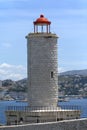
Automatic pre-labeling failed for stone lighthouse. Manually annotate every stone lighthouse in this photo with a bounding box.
[26,14,58,108]
[5,15,81,125]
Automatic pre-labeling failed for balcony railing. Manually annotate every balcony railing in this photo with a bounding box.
[6,105,81,112]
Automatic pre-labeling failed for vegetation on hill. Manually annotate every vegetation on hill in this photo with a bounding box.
[1,71,87,98]
[58,75,87,97]
[2,78,27,92]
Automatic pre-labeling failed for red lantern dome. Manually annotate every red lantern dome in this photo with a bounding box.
[33,14,51,33]
[34,14,51,25]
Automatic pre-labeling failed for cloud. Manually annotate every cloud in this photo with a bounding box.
[1,43,12,48]
[0,63,66,80]
[58,67,65,73]
[0,63,27,81]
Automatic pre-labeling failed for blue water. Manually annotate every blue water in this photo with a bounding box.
[0,100,27,125]
[59,98,87,118]
[0,98,87,125]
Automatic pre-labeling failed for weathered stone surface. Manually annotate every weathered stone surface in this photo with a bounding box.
[6,109,81,125]
[26,33,58,107]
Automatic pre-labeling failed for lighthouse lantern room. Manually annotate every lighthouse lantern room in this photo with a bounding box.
[33,14,51,33]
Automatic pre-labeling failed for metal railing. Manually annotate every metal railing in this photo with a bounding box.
[6,105,81,112]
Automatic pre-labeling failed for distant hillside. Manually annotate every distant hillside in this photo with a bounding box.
[58,74,87,96]
[2,78,27,92]
[60,69,87,76]
[1,69,87,99]
[58,69,87,96]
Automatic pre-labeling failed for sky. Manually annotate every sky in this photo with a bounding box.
[0,0,87,80]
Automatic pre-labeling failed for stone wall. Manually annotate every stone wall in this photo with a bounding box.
[26,33,58,107]
[0,118,87,130]
[6,109,81,125]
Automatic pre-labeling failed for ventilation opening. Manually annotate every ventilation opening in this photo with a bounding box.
[51,71,53,78]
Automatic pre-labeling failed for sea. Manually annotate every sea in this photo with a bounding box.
[0,98,87,125]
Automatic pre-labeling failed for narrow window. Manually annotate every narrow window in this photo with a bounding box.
[51,72,53,78]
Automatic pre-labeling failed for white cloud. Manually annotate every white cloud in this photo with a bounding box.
[0,62,68,79]
[0,63,66,80]
[2,43,12,48]
[0,63,27,81]
[58,67,65,73]
[0,63,12,68]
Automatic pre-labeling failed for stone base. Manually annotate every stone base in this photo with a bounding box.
[5,107,81,125]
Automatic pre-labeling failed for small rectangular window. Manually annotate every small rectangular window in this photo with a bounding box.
[51,72,53,78]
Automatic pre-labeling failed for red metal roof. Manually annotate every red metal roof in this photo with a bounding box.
[34,14,51,25]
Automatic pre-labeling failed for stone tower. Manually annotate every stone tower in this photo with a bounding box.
[26,14,58,108]
[6,15,81,125]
